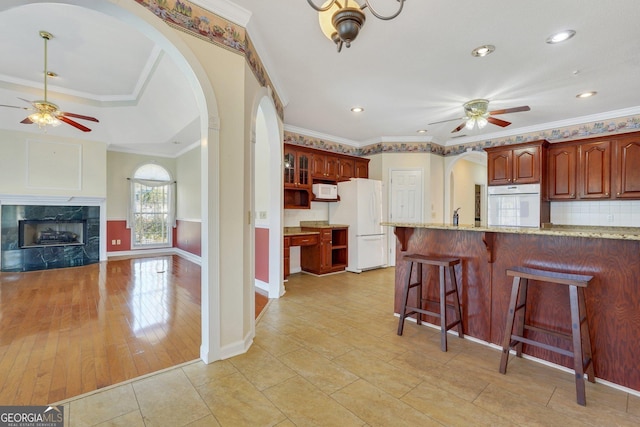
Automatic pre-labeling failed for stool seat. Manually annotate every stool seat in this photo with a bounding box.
[500,266,595,406]
[397,253,463,352]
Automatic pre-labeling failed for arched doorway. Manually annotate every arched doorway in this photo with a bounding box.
[0,0,222,363]
[444,150,488,226]
[252,90,284,299]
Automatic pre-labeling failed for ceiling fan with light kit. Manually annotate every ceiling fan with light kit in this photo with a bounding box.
[429,99,530,133]
[0,31,99,132]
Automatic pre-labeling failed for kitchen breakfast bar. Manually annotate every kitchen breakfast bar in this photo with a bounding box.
[384,222,640,393]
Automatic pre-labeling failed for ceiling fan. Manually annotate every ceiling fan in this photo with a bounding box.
[429,99,530,133]
[0,31,99,132]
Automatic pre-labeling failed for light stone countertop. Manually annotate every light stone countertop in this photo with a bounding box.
[381,222,640,241]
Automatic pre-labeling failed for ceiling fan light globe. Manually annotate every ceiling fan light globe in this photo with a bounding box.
[465,119,475,130]
[476,116,488,129]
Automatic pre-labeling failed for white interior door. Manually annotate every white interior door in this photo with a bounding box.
[388,169,423,266]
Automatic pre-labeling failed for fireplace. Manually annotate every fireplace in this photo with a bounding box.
[19,219,87,248]
[1,204,100,272]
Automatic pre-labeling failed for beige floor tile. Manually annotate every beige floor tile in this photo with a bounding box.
[387,350,448,382]
[401,381,514,426]
[253,324,302,356]
[274,420,296,427]
[181,359,238,388]
[262,376,365,426]
[333,327,407,362]
[94,410,145,427]
[547,382,640,426]
[629,394,640,416]
[184,414,221,426]
[228,344,297,390]
[330,379,441,427]
[473,383,585,426]
[277,348,359,394]
[196,371,286,426]
[68,384,139,427]
[333,349,422,398]
[288,326,354,360]
[132,369,210,426]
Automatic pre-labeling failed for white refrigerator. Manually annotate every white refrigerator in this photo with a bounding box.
[329,178,387,273]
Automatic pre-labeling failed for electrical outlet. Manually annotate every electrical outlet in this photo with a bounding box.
[116,239,121,245]
[607,214,614,223]
[259,211,267,219]
[111,239,116,245]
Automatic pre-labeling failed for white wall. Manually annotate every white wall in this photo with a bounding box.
[451,159,487,225]
[254,111,270,227]
[106,151,176,220]
[176,145,201,221]
[0,129,107,197]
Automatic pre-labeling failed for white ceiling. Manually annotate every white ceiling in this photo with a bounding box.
[1,1,639,156]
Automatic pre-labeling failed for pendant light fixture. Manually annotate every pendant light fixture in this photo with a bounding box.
[307,0,406,52]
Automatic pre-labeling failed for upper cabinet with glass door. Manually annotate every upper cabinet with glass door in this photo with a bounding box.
[284,146,311,189]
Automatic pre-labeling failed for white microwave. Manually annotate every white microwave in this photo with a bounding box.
[312,183,338,200]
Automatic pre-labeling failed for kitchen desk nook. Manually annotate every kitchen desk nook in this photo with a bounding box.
[383,222,640,394]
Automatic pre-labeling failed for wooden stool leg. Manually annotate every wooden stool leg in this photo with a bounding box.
[578,287,596,383]
[415,263,423,326]
[449,264,464,339]
[439,265,447,351]
[499,276,521,374]
[514,278,528,358]
[570,285,587,406]
[397,261,414,336]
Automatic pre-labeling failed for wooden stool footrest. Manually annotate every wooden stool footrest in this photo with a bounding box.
[510,335,574,358]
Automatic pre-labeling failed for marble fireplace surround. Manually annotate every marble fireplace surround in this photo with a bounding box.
[0,195,107,272]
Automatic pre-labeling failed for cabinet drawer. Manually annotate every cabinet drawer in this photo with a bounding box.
[290,234,319,246]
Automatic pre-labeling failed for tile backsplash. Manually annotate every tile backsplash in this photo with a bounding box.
[550,200,640,227]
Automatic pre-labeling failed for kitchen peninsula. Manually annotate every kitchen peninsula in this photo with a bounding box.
[384,222,640,393]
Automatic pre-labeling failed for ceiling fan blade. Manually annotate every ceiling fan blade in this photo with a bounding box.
[451,122,467,133]
[1,104,30,110]
[18,97,35,106]
[21,117,34,124]
[58,116,92,132]
[487,116,511,127]
[60,112,99,122]
[489,106,530,115]
[428,116,466,125]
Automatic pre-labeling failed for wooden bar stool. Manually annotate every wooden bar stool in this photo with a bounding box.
[499,266,595,406]
[397,254,464,352]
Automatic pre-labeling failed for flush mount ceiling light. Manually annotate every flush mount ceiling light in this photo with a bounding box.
[471,44,495,57]
[416,129,427,134]
[546,29,576,44]
[351,106,364,112]
[307,0,406,53]
[576,91,597,98]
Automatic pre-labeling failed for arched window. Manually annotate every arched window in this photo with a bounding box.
[128,163,175,248]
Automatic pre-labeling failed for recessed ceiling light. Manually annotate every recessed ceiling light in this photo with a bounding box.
[576,91,597,98]
[46,71,57,77]
[546,30,576,44]
[351,106,364,113]
[471,45,495,57]
[417,129,427,134]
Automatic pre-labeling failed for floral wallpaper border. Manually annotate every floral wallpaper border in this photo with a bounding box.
[134,0,284,119]
[285,114,640,158]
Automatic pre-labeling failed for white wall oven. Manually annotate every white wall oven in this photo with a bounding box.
[488,183,541,228]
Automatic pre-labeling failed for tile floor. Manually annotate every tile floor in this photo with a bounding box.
[56,267,639,426]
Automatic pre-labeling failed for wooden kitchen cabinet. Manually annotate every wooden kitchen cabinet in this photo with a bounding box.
[284,146,312,209]
[284,143,369,209]
[613,135,640,198]
[338,158,355,181]
[300,227,348,275]
[354,159,369,178]
[578,140,611,199]
[283,237,290,279]
[311,153,340,180]
[548,144,577,200]
[485,140,548,186]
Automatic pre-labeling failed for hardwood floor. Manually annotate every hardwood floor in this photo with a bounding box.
[0,255,202,405]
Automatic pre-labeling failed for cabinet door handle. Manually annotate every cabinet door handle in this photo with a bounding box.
[605,192,609,196]
[617,192,621,196]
